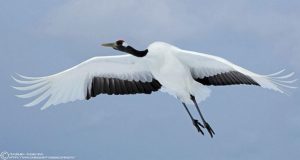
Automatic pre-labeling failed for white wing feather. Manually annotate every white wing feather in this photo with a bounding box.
[12,55,153,110]
[175,49,297,93]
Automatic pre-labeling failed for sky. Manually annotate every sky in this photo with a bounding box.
[0,0,300,159]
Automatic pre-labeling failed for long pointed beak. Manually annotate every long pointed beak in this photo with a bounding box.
[101,42,115,47]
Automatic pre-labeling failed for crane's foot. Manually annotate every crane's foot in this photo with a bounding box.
[204,121,215,138]
[192,119,204,135]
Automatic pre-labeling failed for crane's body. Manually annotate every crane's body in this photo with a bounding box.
[146,42,209,104]
[13,40,296,137]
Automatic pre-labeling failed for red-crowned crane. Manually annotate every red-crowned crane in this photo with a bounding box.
[12,40,297,137]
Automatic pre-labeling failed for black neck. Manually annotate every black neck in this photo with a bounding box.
[118,46,148,57]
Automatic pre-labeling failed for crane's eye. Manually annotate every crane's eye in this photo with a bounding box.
[116,40,124,46]
[115,40,128,47]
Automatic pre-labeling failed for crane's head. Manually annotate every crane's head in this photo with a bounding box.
[102,40,128,50]
[101,40,148,57]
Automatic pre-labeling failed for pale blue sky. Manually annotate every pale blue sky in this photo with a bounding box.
[1,0,300,159]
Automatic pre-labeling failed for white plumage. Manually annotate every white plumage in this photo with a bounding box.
[13,55,153,110]
[13,41,296,109]
[12,41,296,137]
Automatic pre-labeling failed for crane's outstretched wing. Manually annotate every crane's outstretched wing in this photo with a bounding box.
[12,55,161,110]
[175,49,297,93]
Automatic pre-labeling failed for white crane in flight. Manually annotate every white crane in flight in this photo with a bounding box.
[13,40,296,137]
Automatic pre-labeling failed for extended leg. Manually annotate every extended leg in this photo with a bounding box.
[182,102,204,135]
[190,95,215,138]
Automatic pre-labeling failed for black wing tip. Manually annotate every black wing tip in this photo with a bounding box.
[195,71,260,86]
[85,77,162,100]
